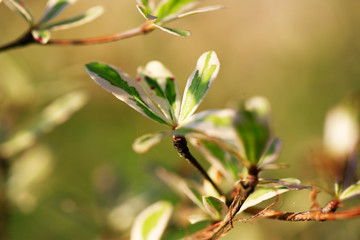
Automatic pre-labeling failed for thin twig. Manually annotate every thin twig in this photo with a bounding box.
[0,22,155,52]
[173,135,224,197]
[188,166,259,240]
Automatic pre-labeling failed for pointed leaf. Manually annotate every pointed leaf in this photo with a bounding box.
[153,24,191,37]
[339,180,360,201]
[136,0,155,12]
[179,51,220,123]
[188,214,210,224]
[31,29,51,44]
[40,6,104,31]
[258,137,282,167]
[258,178,311,190]
[131,201,173,240]
[154,0,200,22]
[39,0,76,25]
[235,96,272,165]
[238,187,290,213]
[202,196,228,220]
[133,131,171,153]
[85,62,170,126]
[136,5,157,20]
[137,61,180,125]
[3,0,33,24]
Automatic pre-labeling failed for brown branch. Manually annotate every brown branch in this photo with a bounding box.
[173,135,224,197]
[0,22,155,52]
[188,166,259,240]
[243,200,360,222]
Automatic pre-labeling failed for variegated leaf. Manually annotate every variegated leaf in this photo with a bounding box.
[133,131,171,153]
[176,109,245,159]
[154,0,200,23]
[179,51,220,123]
[40,6,104,31]
[131,201,173,240]
[202,196,228,220]
[85,62,170,126]
[3,0,33,24]
[258,178,311,190]
[39,0,76,25]
[31,29,51,44]
[258,137,282,168]
[136,5,157,20]
[235,96,272,165]
[238,187,290,214]
[339,180,360,201]
[137,61,181,125]
[153,24,191,37]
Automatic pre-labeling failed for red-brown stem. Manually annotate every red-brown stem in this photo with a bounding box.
[0,22,155,52]
[189,166,259,240]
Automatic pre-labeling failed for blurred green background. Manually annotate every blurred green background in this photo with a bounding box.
[1,0,360,239]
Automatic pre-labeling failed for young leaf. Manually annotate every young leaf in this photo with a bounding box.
[154,0,200,23]
[31,29,51,44]
[85,62,170,126]
[153,24,191,37]
[339,180,360,201]
[39,0,76,25]
[179,51,220,123]
[137,61,181,125]
[133,131,171,153]
[202,196,228,220]
[40,6,104,31]
[3,0,33,24]
[131,201,173,240]
[136,4,157,20]
[234,96,272,165]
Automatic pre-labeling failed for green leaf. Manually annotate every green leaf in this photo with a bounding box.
[131,201,173,240]
[39,0,76,25]
[136,4,157,20]
[137,61,181,125]
[234,96,272,165]
[153,24,191,37]
[40,6,104,31]
[202,196,228,220]
[85,62,170,126]
[258,137,282,168]
[154,0,200,23]
[0,91,88,158]
[179,51,220,123]
[137,0,155,13]
[31,29,51,44]
[3,0,33,24]
[339,180,360,201]
[133,131,171,153]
